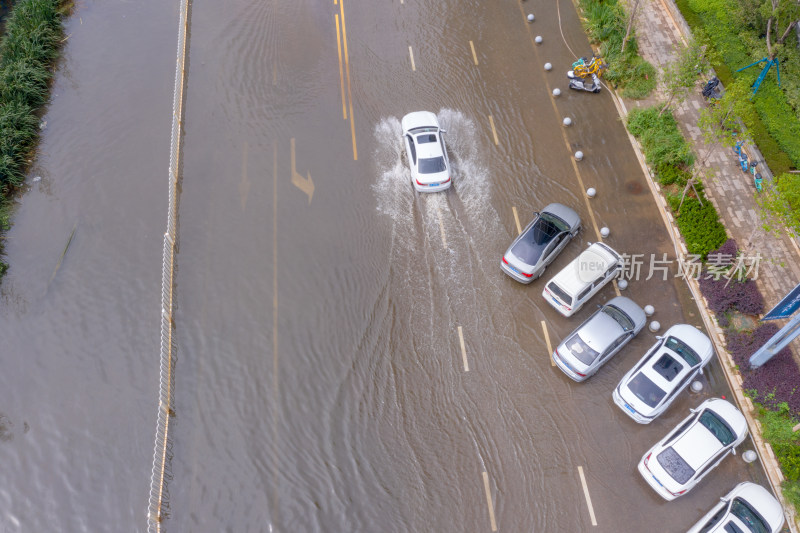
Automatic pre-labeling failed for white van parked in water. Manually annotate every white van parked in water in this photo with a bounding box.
[542,242,622,317]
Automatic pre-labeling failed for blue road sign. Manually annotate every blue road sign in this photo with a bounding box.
[763,281,800,321]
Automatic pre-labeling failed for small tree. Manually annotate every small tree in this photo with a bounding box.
[621,0,644,54]
[658,38,708,117]
[760,0,800,62]
[697,78,757,149]
[677,79,755,211]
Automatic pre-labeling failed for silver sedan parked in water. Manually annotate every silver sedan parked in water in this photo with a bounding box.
[553,296,647,381]
[500,203,581,283]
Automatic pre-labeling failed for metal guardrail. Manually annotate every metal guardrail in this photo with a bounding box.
[147,0,190,530]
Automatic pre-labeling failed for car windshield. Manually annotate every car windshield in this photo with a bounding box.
[627,372,666,407]
[547,282,573,307]
[511,217,562,264]
[699,410,736,446]
[729,498,770,533]
[418,156,446,174]
[665,335,701,366]
[565,333,599,365]
[656,447,696,484]
[603,305,634,332]
[540,212,570,232]
[416,133,438,144]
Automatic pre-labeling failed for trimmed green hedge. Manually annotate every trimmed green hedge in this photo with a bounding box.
[669,195,728,258]
[0,0,64,277]
[627,107,695,172]
[628,106,728,259]
[577,0,657,99]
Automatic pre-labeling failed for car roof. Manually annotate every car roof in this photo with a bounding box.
[670,422,724,470]
[402,111,439,132]
[639,351,692,391]
[581,310,626,349]
[415,134,444,159]
[549,243,620,294]
[541,203,581,229]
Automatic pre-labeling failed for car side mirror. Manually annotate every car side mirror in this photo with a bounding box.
[731,447,737,455]
[655,335,663,340]
[720,496,729,503]
[440,128,447,134]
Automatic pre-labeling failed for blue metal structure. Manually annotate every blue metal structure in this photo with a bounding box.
[750,281,800,368]
[736,57,781,97]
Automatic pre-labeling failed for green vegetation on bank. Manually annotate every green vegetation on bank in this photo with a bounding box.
[673,0,799,177]
[0,0,64,276]
[755,402,800,511]
[627,106,727,258]
[577,0,657,99]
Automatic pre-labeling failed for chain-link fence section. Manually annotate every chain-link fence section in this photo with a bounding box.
[147,0,190,530]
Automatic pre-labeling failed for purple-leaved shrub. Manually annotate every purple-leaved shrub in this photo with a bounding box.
[726,325,800,413]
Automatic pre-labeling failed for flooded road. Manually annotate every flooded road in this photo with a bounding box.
[0,0,771,531]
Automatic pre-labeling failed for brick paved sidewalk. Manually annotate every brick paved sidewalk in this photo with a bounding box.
[624,0,800,333]
[608,3,800,528]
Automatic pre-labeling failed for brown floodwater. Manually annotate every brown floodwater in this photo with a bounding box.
[0,0,771,531]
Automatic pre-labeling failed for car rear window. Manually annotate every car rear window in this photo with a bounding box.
[603,305,634,332]
[416,133,438,144]
[699,410,736,446]
[547,282,573,307]
[627,372,666,407]
[656,447,695,484]
[565,333,599,365]
[653,354,683,382]
[665,336,701,366]
[418,156,446,174]
[729,498,769,533]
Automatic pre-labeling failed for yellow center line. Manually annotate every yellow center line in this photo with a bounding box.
[488,114,499,146]
[512,206,522,235]
[436,206,447,247]
[408,46,416,71]
[517,3,601,241]
[335,15,347,120]
[578,466,598,526]
[469,40,479,65]
[541,320,555,366]
[339,0,357,160]
[458,326,469,371]
[482,472,498,532]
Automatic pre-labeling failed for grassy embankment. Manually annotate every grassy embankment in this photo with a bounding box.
[0,0,65,277]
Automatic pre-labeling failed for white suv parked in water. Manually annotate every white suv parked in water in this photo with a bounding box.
[542,242,622,317]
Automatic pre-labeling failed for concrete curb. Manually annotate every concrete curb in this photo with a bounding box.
[605,88,798,531]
